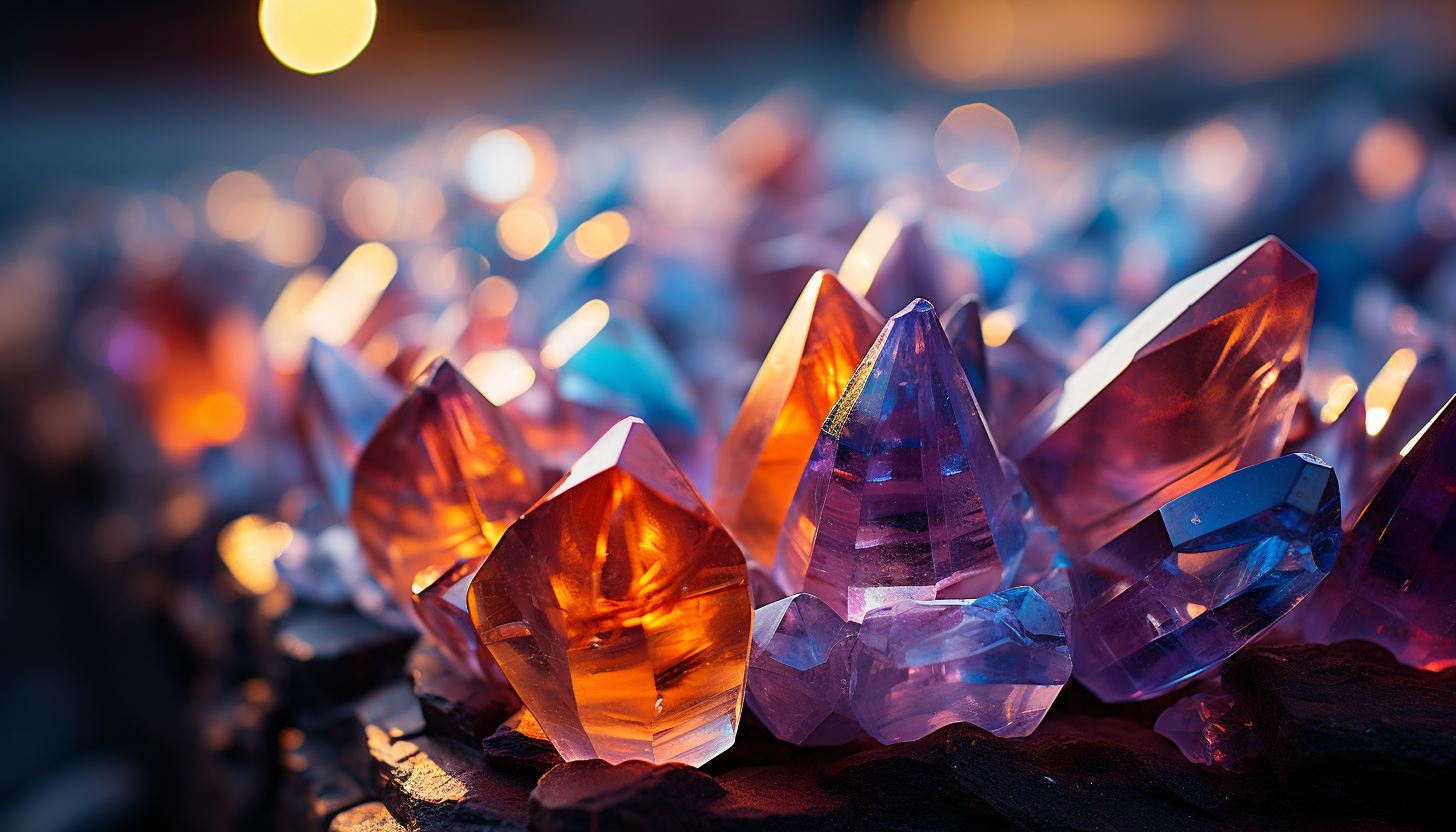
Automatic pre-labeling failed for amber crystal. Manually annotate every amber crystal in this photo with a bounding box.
[1010,237,1316,555]
[713,270,884,568]
[352,358,546,611]
[470,417,752,766]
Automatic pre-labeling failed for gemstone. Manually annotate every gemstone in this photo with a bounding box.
[1153,692,1262,770]
[1010,237,1317,556]
[1286,391,1370,521]
[940,293,989,407]
[774,298,1025,623]
[1370,351,1455,465]
[849,588,1071,743]
[713,271,884,569]
[468,417,753,766]
[744,593,861,746]
[1300,394,1456,670]
[411,557,502,682]
[299,340,401,513]
[1069,453,1340,703]
[351,358,546,611]
[984,328,1064,448]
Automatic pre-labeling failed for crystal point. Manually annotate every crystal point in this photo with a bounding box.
[412,557,500,682]
[468,417,752,766]
[941,293,989,406]
[299,340,401,513]
[1153,692,1262,770]
[1070,453,1340,703]
[713,271,885,568]
[745,593,861,746]
[351,358,546,611]
[775,298,1025,623]
[1012,237,1317,555]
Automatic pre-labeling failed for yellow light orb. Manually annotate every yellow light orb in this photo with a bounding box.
[259,0,377,75]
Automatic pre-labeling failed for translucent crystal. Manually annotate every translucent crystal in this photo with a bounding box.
[940,293,989,406]
[411,557,501,682]
[298,339,400,513]
[745,593,861,746]
[1153,692,1262,770]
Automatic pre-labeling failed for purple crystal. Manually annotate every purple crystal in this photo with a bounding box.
[774,298,1025,623]
[985,328,1065,448]
[298,340,401,513]
[1154,692,1262,770]
[1287,392,1371,521]
[940,293,989,406]
[744,593,861,746]
[850,588,1071,743]
[1070,453,1341,703]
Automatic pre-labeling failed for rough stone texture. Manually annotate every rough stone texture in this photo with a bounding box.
[408,643,518,745]
[357,680,428,741]
[480,709,563,777]
[330,802,406,832]
[1221,641,1456,827]
[368,727,532,831]
[275,607,417,704]
[530,760,727,832]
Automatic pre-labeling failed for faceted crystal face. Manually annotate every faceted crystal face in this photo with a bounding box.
[775,298,1025,623]
[1286,391,1370,521]
[713,271,885,569]
[850,589,1071,743]
[1301,394,1456,670]
[468,418,753,766]
[745,593,861,746]
[985,329,1065,448]
[940,293,989,407]
[298,340,401,513]
[412,557,499,682]
[1153,692,1262,771]
[1070,453,1340,703]
[352,358,545,611]
[1011,237,1317,556]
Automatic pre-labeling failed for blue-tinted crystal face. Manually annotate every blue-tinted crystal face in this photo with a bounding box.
[302,340,401,512]
[760,594,848,672]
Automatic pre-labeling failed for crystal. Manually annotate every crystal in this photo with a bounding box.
[940,293,989,406]
[298,340,401,513]
[1300,394,1456,670]
[1069,453,1340,703]
[1370,351,1455,465]
[775,298,1025,623]
[411,557,502,682]
[744,593,861,746]
[1153,692,1262,770]
[1287,391,1370,521]
[1011,237,1317,556]
[351,358,546,611]
[850,588,1071,743]
[984,328,1064,448]
[468,417,752,766]
[713,271,884,569]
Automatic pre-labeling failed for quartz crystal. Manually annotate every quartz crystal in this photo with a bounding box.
[713,271,884,569]
[1301,394,1456,670]
[352,358,546,611]
[411,557,500,681]
[775,298,1025,623]
[299,340,401,513]
[1287,391,1370,520]
[1070,453,1340,703]
[1011,237,1317,555]
[850,589,1071,743]
[984,328,1065,449]
[1153,692,1262,770]
[940,293,989,406]
[745,593,861,746]
[468,417,752,766]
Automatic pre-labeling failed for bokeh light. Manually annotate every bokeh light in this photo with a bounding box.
[301,242,398,345]
[934,104,1020,191]
[206,171,277,242]
[1184,121,1250,188]
[569,210,633,261]
[341,176,401,241]
[1352,119,1426,203]
[462,348,537,406]
[258,0,377,75]
[496,198,558,260]
[1365,348,1419,435]
[260,268,326,372]
[218,514,294,595]
[981,308,1017,347]
[255,201,324,266]
[1320,375,1359,424]
[540,299,610,369]
[464,129,536,204]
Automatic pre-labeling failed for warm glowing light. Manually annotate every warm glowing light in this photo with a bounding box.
[394,179,446,239]
[206,171,277,242]
[472,275,518,318]
[935,104,1020,191]
[360,331,399,369]
[302,242,399,345]
[900,0,1016,84]
[464,130,536,204]
[256,201,324,266]
[1365,348,1419,435]
[259,0,376,75]
[463,348,538,406]
[981,308,1017,347]
[838,207,907,296]
[341,176,400,241]
[1185,121,1249,188]
[196,392,248,443]
[570,210,632,261]
[1352,119,1426,202]
[541,299,610,369]
[260,268,326,373]
[1320,375,1358,424]
[496,198,557,260]
[218,514,294,595]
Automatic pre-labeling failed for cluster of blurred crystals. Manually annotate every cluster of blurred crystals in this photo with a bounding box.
[11,85,1455,771]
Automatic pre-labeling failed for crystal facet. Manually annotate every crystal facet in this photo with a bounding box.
[713,271,885,569]
[1069,453,1340,703]
[468,417,752,766]
[1153,692,1262,770]
[941,293,989,407]
[744,593,861,746]
[775,298,1025,623]
[352,358,546,611]
[1287,391,1370,520]
[299,340,401,513]
[850,589,1071,743]
[1301,394,1456,670]
[411,557,500,681]
[1012,237,1316,555]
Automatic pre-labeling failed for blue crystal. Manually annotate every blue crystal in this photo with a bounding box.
[940,293,989,406]
[299,340,401,513]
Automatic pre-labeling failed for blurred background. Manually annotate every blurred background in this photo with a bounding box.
[3,1,1456,830]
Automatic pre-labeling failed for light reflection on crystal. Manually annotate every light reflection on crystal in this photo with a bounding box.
[745,593,860,746]
[298,339,401,513]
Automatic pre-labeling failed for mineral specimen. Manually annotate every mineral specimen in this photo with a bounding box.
[744,593,860,746]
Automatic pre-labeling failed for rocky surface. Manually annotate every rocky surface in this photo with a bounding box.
[408,642,519,746]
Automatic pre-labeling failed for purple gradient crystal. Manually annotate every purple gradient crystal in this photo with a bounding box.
[298,340,402,513]
[744,593,861,746]
[1301,394,1456,670]
[774,299,1025,623]
[940,293,989,407]
[1287,392,1370,521]
[985,328,1065,448]
[1153,692,1262,770]
[1070,453,1340,702]
[850,588,1071,743]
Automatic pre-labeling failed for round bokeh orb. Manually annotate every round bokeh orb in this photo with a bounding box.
[259,0,377,75]
[934,103,1020,192]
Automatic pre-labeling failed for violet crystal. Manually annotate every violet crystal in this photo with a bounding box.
[1153,692,1262,770]
[744,593,861,746]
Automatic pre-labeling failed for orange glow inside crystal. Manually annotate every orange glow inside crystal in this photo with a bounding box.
[470,418,751,766]
[712,271,885,568]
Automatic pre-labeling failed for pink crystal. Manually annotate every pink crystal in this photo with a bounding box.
[1153,692,1262,770]
[744,593,861,746]
[412,557,505,683]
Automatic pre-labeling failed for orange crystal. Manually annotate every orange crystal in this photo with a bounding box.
[711,270,884,568]
[352,358,546,611]
[469,417,752,766]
